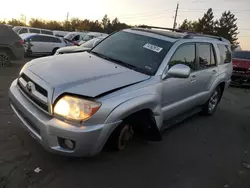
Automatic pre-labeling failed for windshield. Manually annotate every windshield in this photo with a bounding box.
[13,27,21,33]
[91,31,173,75]
[81,38,100,48]
[233,51,250,60]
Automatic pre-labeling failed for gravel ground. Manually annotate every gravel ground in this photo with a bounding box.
[0,58,250,188]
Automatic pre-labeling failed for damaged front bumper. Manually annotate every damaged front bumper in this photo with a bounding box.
[231,72,250,86]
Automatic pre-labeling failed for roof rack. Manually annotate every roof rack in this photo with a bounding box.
[137,25,228,42]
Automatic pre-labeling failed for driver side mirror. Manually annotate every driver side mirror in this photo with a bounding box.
[163,64,191,79]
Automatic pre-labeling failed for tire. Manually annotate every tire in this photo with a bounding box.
[107,122,133,151]
[0,51,11,67]
[201,87,221,116]
[52,48,59,55]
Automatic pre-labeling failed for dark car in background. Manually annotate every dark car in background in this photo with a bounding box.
[0,24,25,67]
[231,50,250,86]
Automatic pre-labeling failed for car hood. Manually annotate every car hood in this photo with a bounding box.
[27,52,150,99]
[233,58,250,69]
[57,46,89,53]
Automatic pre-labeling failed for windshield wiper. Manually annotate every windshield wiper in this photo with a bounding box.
[90,51,152,75]
[90,51,135,69]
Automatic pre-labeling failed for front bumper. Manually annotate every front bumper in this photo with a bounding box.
[9,79,120,157]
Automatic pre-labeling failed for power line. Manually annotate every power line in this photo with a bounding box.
[118,11,171,20]
[179,8,250,11]
[121,15,167,21]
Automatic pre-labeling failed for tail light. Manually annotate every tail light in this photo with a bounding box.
[73,42,79,46]
[20,40,25,45]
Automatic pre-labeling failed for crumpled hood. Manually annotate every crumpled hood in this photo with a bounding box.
[27,52,150,99]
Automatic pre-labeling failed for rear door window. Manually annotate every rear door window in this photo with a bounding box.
[52,37,61,43]
[197,43,216,69]
[41,36,54,42]
[218,44,232,64]
[30,35,43,42]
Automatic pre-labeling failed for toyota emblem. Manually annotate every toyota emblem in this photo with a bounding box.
[26,81,34,92]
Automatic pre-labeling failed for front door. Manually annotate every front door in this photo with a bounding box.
[162,43,199,120]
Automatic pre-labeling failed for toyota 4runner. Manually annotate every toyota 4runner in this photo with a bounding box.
[9,26,232,156]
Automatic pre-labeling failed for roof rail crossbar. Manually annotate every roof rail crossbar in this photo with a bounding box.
[137,25,183,33]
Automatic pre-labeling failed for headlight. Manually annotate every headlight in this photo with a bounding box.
[53,95,101,122]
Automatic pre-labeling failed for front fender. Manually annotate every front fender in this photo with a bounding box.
[104,94,163,129]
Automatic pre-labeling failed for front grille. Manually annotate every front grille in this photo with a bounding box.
[233,67,247,73]
[18,74,49,112]
[21,74,48,97]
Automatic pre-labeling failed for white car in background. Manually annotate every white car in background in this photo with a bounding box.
[55,36,107,55]
[20,33,68,56]
[53,30,70,37]
[63,32,88,45]
[13,26,54,35]
[79,32,108,44]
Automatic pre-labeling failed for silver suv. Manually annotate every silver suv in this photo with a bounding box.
[9,27,233,156]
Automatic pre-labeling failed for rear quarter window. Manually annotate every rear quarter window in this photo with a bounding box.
[218,44,232,64]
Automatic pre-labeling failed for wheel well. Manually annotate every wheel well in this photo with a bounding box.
[122,109,162,141]
[0,47,14,58]
[52,47,59,54]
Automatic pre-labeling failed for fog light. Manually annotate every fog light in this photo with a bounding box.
[58,137,75,150]
[64,139,74,149]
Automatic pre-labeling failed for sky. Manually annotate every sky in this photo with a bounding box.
[1,0,250,49]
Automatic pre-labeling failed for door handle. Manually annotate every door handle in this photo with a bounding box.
[212,70,217,74]
[190,74,196,82]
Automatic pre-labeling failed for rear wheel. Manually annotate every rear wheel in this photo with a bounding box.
[108,122,134,151]
[52,48,59,55]
[0,51,11,67]
[201,87,221,115]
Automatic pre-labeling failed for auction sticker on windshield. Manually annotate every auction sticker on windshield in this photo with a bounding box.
[143,43,163,53]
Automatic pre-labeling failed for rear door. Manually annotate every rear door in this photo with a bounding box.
[41,36,56,53]
[195,43,218,93]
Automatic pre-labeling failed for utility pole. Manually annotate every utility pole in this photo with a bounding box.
[173,3,179,30]
[66,12,69,21]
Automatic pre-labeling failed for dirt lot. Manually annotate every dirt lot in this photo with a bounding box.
[0,59,250,188]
